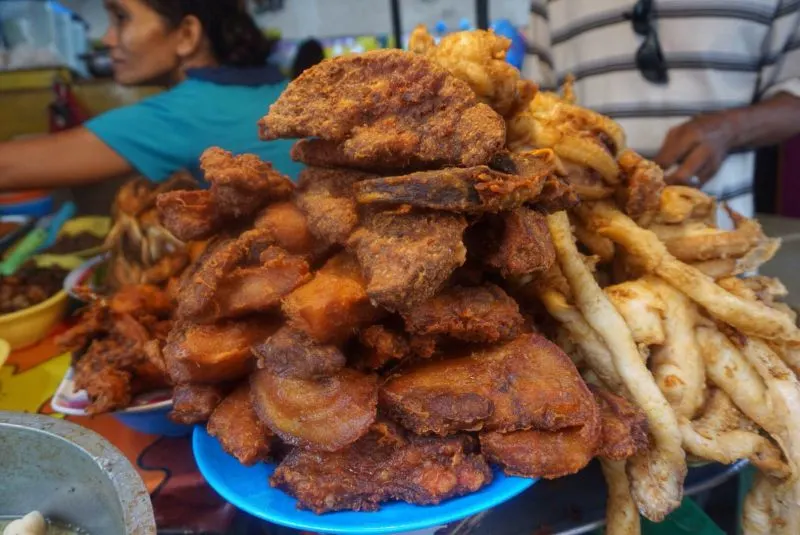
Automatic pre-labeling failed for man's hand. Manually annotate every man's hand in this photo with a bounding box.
[654,112,739,187]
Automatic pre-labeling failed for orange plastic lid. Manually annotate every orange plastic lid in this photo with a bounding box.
[0,190,50,204]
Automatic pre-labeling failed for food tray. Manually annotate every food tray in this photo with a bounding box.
[52,366,189,436]
[193,425,537,535]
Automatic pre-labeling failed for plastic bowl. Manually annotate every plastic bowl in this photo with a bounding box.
[114,406,192,437]
[0,338,9,368]
[0,196,54,217]
[0,289,68,350]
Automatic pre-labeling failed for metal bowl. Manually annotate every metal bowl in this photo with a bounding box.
[0,412,156,534]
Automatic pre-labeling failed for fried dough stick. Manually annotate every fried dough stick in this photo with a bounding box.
[600,459,641,535]
[547,210,685,521]
[646,277,705,419]
[583,202,799,342]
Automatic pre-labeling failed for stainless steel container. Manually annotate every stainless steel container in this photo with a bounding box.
[0,411,156,534]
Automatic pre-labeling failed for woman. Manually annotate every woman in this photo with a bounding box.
[0,0,301,192]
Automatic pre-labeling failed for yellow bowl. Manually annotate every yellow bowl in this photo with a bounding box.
[0,338,9,368]
[0,290,68,350]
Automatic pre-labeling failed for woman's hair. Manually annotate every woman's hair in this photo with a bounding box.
[142,0,274,67]
[291,39,325,79]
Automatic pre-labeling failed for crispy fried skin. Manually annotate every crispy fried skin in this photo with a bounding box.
[259,50,505,169]
[207,384,274,465]
[482,208,556,277]
[402,284,524,343]
[292,139,435,173]
[213,247,311,319]
[177,231,310,323]
[252,326,346,378]
[592,385,649,461]
[354,324,413,371]
[480,399,601,479]
[156,189,221,242]
[250,368,378,452]
[381,333,596,435]
[348,210,467,312]
[270,421,492,513]
[282,253,381,345]
[253,202,328,260]
[354,151,566,214]
[296,167,377,246]
[170,383,228,425]
[201,147,294,219]
[163,319,279,384]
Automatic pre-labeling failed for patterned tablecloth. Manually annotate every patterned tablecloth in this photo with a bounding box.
[0,325,237,534]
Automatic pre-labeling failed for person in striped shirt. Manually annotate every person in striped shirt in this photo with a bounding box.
[524,0,800,219]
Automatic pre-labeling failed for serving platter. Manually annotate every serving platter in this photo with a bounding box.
[193,426,537,535]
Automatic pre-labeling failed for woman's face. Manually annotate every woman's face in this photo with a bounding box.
[101,0,183,86]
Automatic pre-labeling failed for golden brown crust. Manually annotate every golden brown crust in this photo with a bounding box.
[250,368,378,452]
[170,383,228,425]
[156,189,221,242]
[259,50,505,169]
[252,326,346,379]
[208,384,274,465]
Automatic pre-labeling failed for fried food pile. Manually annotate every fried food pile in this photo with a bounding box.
[154,43,648,515]
[58,284,173,413]
[157,28,796,532]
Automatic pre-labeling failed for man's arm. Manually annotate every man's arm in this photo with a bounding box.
[654,93,800,186]
[0,127,134,191]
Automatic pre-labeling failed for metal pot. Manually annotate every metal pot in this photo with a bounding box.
[0,412,156,534]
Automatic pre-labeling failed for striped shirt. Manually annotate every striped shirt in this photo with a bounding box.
[524,0,800,217]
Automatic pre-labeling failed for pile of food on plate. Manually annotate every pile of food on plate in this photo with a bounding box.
[57,173,212,414]
[57,26,800,532]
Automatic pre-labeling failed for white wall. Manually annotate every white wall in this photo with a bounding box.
[63,0,528,41]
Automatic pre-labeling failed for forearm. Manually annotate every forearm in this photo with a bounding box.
[725,92,800,151]
[0,128,133,192]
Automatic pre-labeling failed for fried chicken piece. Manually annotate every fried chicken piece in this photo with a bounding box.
[282,253,381,345]
[354,150,566,214]
[402,284,524,344]
[270,421,492,513]
[109,284,172,316]
[253,202,328,260]
[250,368,378,452]
[409,25,536,118]
[381,333,596,435]
[295,166,377,246]
[259,50,505,169]
[208,384,274,465]
[354,324,413,371]
[616,149,665,225]
[170,383,228,425]
[592,385,649,461]
[212,247,311,319]
[201,147,294,219]
[156,189,222,242]
[348,210,467,312]
[480,400,601,479]
[252,326,346,379]
[163,319,279,384]
[475,208,556,277]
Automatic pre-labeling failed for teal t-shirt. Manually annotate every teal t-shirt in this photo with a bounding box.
[86,75,302,182]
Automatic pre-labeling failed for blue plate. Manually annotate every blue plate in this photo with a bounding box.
[193,426,537,534]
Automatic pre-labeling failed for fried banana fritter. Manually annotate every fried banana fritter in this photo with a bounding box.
[381,333,596,435]
[250,368,378,452]
[270,421,492,513]
[348,210,467,312]
[259,50,505,169]
[253,201,328,260]
[170,383,228,425]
